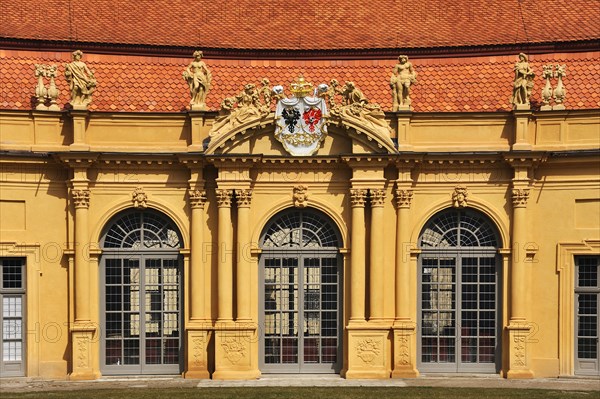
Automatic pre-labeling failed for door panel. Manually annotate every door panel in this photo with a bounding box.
[261,255,340,373]
[420,255,498,372]
[102,255,181,374]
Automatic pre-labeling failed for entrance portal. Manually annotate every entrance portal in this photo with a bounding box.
[259,208,342,373]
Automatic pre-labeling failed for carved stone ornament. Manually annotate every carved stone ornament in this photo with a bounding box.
[221,337,246,365]
[395,189,413,209]
[540,65,554,110]
[390,55,417,111]
[236,189,253,207]
[34,64,60,111]
[132,187,148,209]
[188,189,207,209]
[274,75,329,156]
[215,189,233,207]
[208,80,272,138]
[553,64,567,110]
[356,338,381,364]
[292,185,309,208]
[183,50,212,110]
[397,334,410,366]
[452,186,468,208]
[512,188,530,207]
[370,189,386,207]
[511,53,534,109]
[350,188,367,207]
[71,189,90,209]
[191,335,206,367]
[64,50,96,110]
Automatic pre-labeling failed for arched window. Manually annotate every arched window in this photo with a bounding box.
[259,208,342,373]
[418,208,501,373]
[100,209,183,375]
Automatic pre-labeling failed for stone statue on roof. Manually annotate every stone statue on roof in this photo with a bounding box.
[64,50,96,109]
[183,50,212,110]
[511,53,535,109]
[390,55,417,111]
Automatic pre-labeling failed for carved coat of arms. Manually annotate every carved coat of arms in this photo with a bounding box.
[274,76,328,156]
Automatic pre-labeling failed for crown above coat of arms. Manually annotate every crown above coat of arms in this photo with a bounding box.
[290,75,313,98]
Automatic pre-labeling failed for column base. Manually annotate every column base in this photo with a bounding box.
[214,325,259,380]
[184,329,211,379]
[346,327,391,379]
[506,322,534,379]
[70,326,98,380]
[392,321,419,378]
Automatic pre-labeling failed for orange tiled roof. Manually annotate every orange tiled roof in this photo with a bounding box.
[1,0,599,50]
[1,50,599,113]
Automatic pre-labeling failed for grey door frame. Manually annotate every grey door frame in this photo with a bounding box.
[0,258,26,377]
[100,251,183,375]
[417,249,501,373]
[259,248,342,373]
[574,255,600,376]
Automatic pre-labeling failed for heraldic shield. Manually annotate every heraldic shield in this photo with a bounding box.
[274,78,328,156]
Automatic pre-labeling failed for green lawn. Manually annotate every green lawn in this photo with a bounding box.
[1,388,599,399]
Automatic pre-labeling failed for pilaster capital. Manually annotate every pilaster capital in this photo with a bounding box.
[370,189,386,207]
[71,189,90,209]
[350,188,367,208]
[216,189,233,208]
[394,189,413,209]
[236,189,253,208]
[188,189,207,209]
[511,188,530,208]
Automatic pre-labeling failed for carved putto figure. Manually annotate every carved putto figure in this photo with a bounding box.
[511,53,535,109]
[209,81,270,136]
[390,55,417,110]
[64,50,96,109]
[338,81,391,133]
[183,50,212,110]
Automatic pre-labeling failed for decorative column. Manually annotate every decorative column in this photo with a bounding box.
[189,189,207,321]
[349,188,367,323]
[69,161,98,380]
[216,188,234,323]
[236,189,253,322]
[392,188,418,377]
[369,188,386,321]
[506,185,534,378]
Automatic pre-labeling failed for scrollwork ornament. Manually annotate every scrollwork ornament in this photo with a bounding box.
[188,189,207,209]
[370,189,386,207]
[71,189,90,209]
[395,189,413,209]
[215,189,233,208]
[512,188,530,208]
[236,189,253,208]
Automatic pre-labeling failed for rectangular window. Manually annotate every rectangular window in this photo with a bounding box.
[575,256,600,376]
[0,258,26,377]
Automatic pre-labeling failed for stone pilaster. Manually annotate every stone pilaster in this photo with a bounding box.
[392,188,419,377]
[507,185,534,378]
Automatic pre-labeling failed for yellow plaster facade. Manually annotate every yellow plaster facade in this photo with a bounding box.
[0,107,599,379]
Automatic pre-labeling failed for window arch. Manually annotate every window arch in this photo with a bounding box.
[102,210,182,249]
[261,208,341,249]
